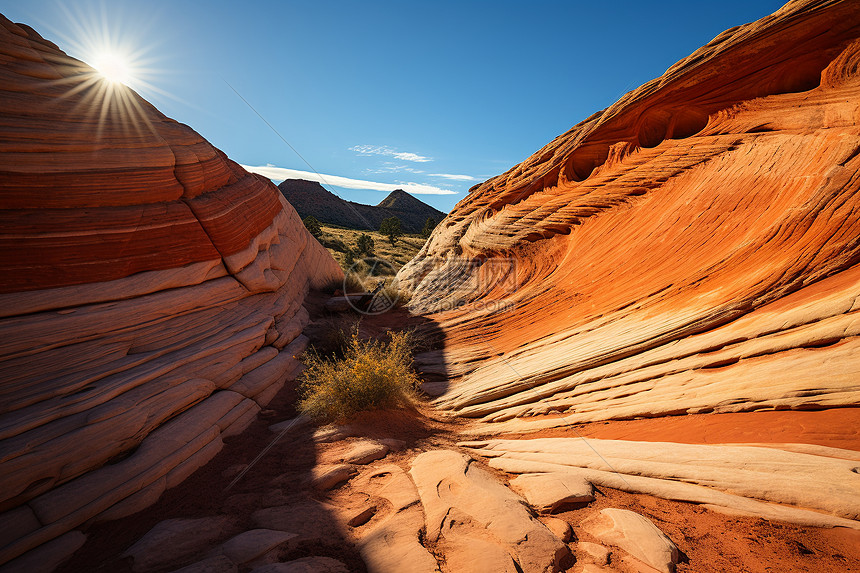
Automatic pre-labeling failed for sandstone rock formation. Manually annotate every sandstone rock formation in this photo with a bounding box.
[0,14,341,568]
[409,450,568,573]
[398,0,860,433]
[463,437,860,528]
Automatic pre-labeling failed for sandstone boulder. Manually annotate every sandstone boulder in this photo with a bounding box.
[577,542,611,566]
[462,438,860,528]
[268,415,311,434]
[409,450,567,573]
[540,517,572,543]
[121,516,234,573]
[252,498,342,546]
[351,463,438,572]
[580,509,679,573]
[312,426,356,443]
[352,464,420,511]
[509,472,594,513]
[342,440,390,465]
[359,507,440,573]
[310,465,357,491]
[216,529,297,565]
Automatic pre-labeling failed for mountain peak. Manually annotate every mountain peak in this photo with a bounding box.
[377,188,427,210]
[278,179,445,232]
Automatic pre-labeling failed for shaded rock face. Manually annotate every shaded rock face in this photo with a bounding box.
[0,14,342,567]
[398,0,860,431]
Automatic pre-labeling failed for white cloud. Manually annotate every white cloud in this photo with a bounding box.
[392,152,431,162]
[365,163,425,175]
[429,173,478,181]
[350,145,433,163]
[242,164,457,195]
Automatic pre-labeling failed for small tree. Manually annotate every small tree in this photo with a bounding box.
[344,248,355,266]
[356,233,375,255]
[380,216,403,246]
[421,216,437,239]
[302,215,322,238]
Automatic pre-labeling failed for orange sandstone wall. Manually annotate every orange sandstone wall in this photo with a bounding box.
[399,0,860,432]
[0,15,342,565]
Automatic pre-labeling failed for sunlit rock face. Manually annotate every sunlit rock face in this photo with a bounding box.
[399,0,860,432]
[0,15,342,565]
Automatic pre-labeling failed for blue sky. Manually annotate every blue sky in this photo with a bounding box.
[1,0,785,213]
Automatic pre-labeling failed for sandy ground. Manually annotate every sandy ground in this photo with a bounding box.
[520,408,860,452]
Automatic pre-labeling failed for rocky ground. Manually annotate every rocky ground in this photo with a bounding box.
[54,298,860,573]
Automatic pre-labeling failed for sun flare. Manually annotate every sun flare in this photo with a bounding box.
[93,53,132,85]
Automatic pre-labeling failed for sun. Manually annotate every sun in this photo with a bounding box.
[42,3,179,141]
[93,52,133,85]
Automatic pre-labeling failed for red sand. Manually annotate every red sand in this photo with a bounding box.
[519,408,860,452]
[552,485,860,573]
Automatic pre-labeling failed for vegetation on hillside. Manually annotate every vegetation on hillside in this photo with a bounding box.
[316,224,426,270]
[356,233,375,255]
[302,215,322,238]
[344,248,356,266]
[380,216,403,245]
[421,216,437,239]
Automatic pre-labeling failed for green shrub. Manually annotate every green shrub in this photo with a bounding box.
[356,233,375,255]
[379,216,402,245]
[303,215,323,238]
[421,216,437,239]
[321,236,347,252]
[297,330,419,421]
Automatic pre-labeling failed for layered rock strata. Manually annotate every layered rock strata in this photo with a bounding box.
[0,15,341,567]
[462,438,860,529]
[398,0,860,433]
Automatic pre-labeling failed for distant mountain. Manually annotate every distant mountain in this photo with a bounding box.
[377,189,432,211]
[278,179,445,233]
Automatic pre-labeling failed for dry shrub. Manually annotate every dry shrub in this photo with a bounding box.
[320,272,367,294]
[297,330,419,422]
[376,282,411,309]
[342,272,366,294]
